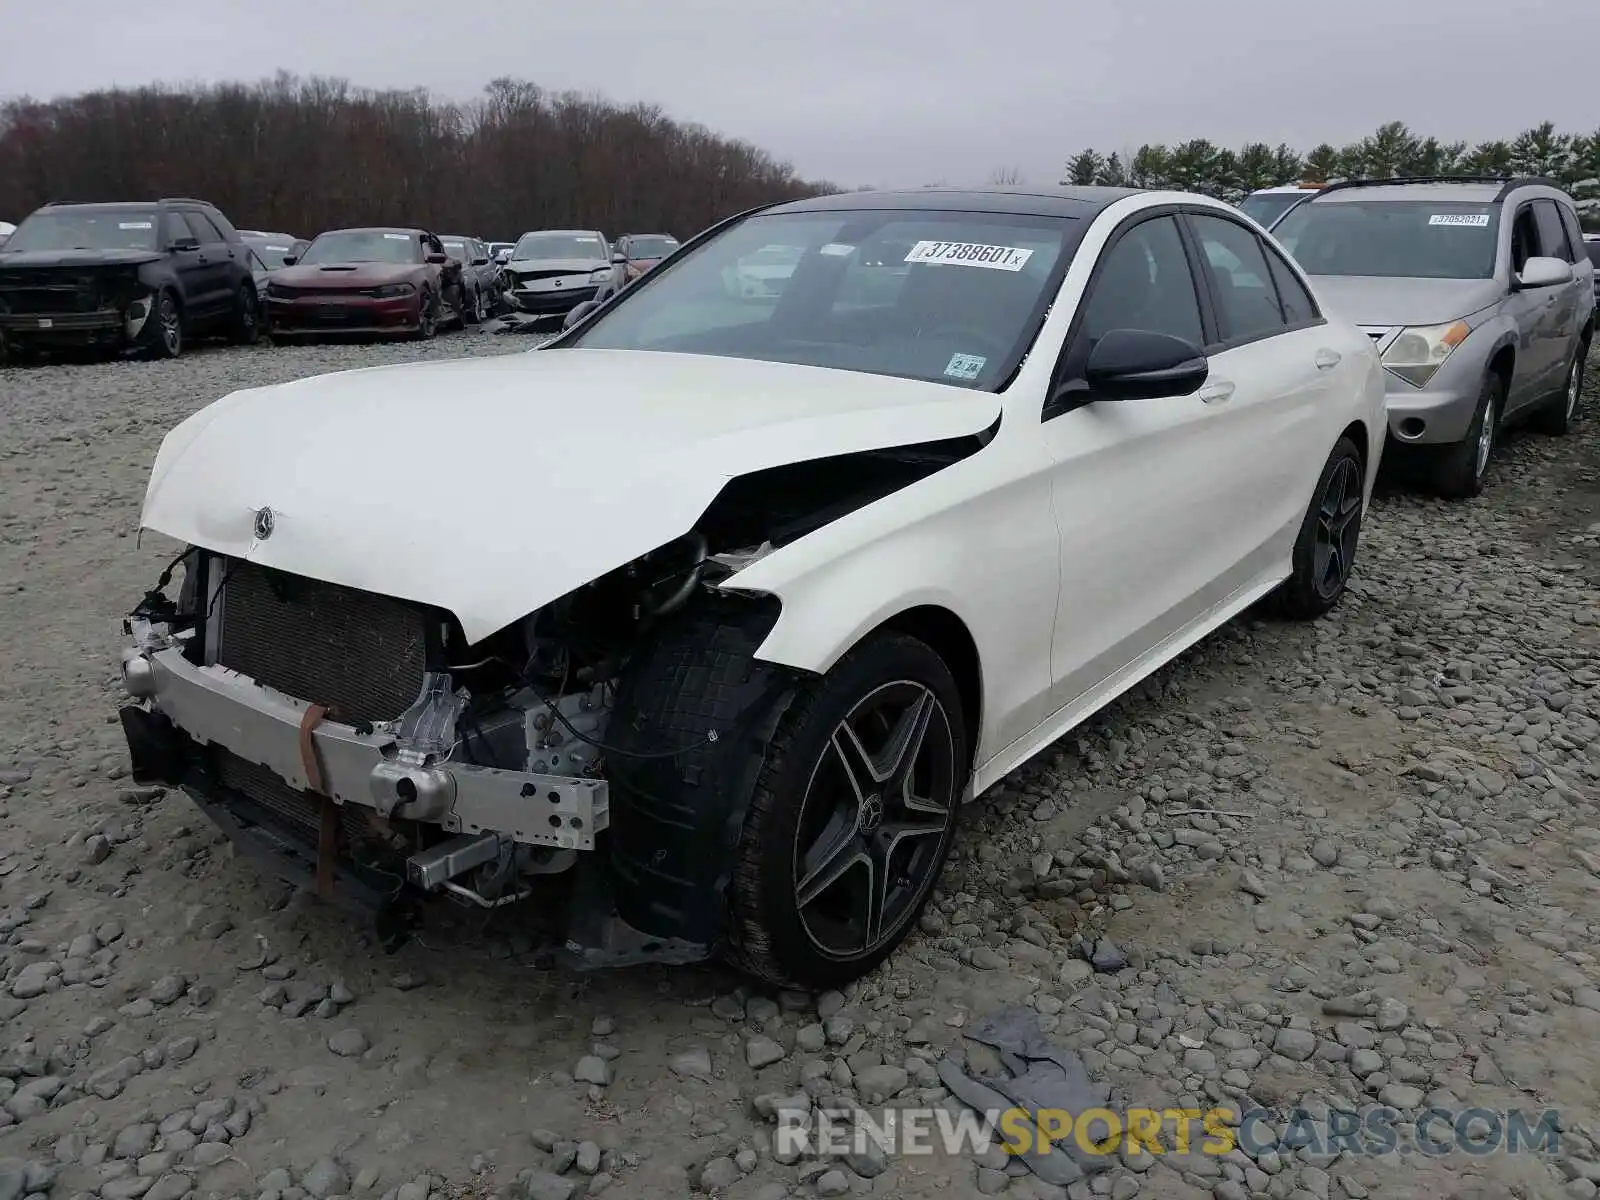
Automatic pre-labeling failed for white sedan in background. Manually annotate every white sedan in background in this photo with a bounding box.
[119,185,1384,990]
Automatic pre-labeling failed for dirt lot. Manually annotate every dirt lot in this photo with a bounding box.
[1,334,1598,1200]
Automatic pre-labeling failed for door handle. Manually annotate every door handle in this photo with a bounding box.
[1198,381,1235,404]
[1314,348,1341,370]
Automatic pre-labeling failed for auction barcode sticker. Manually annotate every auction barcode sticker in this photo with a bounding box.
[905,241,1033,271]
[1428,214,1490,227]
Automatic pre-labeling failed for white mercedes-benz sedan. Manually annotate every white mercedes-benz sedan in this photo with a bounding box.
[118,186,1385,988]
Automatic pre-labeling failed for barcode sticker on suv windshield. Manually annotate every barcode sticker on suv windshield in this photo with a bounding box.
[905,241,1033,271]
[383,233,410,240]
[118,221,152,230]
[1428,214,1490,227]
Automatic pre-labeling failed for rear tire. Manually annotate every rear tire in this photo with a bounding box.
[1276,435,1365,620]
[231,285,260,345]
[411,288,438,341]
[1530,343,1587,436]
[1431,372,1501,499]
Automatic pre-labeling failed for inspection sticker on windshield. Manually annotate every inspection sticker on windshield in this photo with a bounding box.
[1428,213,1490,227]
[945,352,987,381]
[383,233,410,240]
[819,242,856,256]
[906,240,1033,271]
[118,221,152,230]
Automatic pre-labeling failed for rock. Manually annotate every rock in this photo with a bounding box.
[745,1036,786,1069]
[145,1174,193,1200]
[522,1172,575,1200]
[855,1065,909,1104]
[814,1170,851,1197]
[327,1029,369,1058]
[1272,1029,1317,1062]
[301,1158,350,1199]
[84,835,112,864]
[10,961,58,999]
[670,1047,713,1080]
[573,1055,611,1086]
[574,1142,601,1175]
[148,975,187,1006]
[699,1157,739,1190]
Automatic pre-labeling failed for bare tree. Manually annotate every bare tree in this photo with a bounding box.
[0,75,840,238]
[988,165,1024,186]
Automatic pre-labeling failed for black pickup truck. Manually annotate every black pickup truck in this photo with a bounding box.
[0,197,261,362]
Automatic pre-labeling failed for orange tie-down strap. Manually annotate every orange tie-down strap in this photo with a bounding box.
[297,703,339,900]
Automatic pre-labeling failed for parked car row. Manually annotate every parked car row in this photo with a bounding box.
[0,197,684,361]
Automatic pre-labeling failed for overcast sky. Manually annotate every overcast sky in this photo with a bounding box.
[3,0,1594,189]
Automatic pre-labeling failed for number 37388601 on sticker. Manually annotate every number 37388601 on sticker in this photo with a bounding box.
[905,241,1034,271]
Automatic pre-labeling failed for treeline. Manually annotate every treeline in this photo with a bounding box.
[1058,121,1600,217]
[0,74,838,239]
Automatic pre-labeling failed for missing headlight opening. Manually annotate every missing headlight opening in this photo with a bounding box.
[116,430,987,975]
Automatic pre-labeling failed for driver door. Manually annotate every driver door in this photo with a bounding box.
[1037,211,1248,711]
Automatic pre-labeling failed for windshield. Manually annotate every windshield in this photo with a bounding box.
[298,230,421,266]
[513,233,606,260]
[243,238,298,268]
[626,236,679,259]
[441,239,474,262]
[1275,200,1500,279]
[1239,192,1312,227]
[564,209,1077,390]
[4,208,159,253]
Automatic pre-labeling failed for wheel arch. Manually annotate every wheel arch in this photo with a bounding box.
[1486,340,1515,396]
[865,604,982,766]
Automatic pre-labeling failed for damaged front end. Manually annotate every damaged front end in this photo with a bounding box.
[119,428,989,969]
[0,265,156,352]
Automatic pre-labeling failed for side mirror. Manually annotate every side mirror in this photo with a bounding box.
[425,251,448,265]
[170,236,201,252]
[563,299,601,329]
[281,255,298,267]
[1078,329,1209,401]
[472,256,490,267]
[611,251,626,264]
[1513,255,1573,290]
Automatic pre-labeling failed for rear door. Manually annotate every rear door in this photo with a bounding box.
[1184,210,1341,577]
[181,209,234,319]
[161,210,210,311]
[1505,202,1563,408]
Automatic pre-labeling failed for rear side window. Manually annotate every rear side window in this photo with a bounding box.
[184,212,225,243]
[1533,200,1573,263]
[1587,241,1600,270]
[1556,204,1586,259]
[1263,244,1319,326]
[1188,213,1288,343]
[204,208,239,240]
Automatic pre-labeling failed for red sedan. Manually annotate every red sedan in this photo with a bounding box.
[265,228,464,341]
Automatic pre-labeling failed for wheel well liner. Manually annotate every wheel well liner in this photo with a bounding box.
[872,604,982,765]
[1487,343,1514,393]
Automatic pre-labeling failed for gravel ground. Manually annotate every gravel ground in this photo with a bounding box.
[1,331,1598,1200]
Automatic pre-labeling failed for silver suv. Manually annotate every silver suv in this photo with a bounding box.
[1272,177,1595,498]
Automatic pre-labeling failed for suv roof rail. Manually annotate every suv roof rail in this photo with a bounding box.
[1310,175,1566,203]
[157,197,213,206]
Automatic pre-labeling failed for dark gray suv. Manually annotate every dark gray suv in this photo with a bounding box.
[1274,177,1595,498]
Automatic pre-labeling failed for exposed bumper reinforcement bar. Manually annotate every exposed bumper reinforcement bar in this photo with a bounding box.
[123,646,609,851]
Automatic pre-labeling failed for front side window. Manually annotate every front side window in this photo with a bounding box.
[297,230,422,266]
[564,208,1081,390]
[1188,213,1287,343]
[1533,200,1572,263]
[5,207,159,253]
[1074,216,1204,349]
[1275,199,1500,280]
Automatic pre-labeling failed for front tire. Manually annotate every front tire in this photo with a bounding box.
[724,632,967,989]
[1431,372,1500,499]
[1276,435,1365,620]
[143,292,183,360]
[231,285,260,345]
[411,288,438,340]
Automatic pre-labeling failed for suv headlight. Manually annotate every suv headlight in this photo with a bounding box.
[589,267,611,284]
[371,283,416,299]
[1381,321,1470,388]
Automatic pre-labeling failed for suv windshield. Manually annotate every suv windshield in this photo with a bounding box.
[1274,199,1500,279]
[564,209,1076,390]
[513,233,606,260]
[1239,193,1312,227]
[626,236,679,259]
[441,239,473,261]
[298,230,421,266]
[5,208,159,253]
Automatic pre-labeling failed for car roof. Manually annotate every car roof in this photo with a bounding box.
[765,185,1143,219]
[1249,185,1325,195]
[1313,182,1504,204]
[316,227,425,237]
[519,229,604,237]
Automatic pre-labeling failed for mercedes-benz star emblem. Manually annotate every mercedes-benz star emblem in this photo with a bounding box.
[252,506,275,541]
[857,792,884,835]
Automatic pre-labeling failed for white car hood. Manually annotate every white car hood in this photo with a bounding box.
[141,349,1000,644]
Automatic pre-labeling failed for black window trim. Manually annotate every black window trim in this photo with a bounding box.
[1181,209,1328,354]
[1043,204,1214,422]
[1555,202,1587,265]
[1509,202,1541,273]
[1532,198,1574,263]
